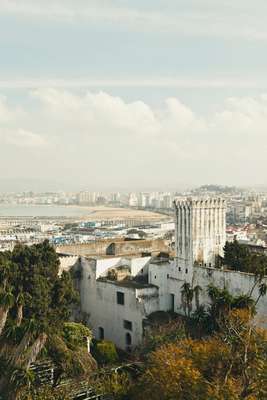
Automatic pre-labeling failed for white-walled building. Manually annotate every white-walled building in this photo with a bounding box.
[65,197,267,350]
[71,256,159,350]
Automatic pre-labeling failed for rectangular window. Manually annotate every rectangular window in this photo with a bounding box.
[123,320,132,331]
[117,291,125,305]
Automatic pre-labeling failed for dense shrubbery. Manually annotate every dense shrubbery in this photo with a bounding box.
[92,340,118,365]
[129,285,267,400]
[63,322,92,349]
[132,309,267,400]
[138,317,186,357]
[0,241,95,400]
[1,240,266,400]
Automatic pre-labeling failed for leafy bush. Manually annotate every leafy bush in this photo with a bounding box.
[63,322,92,349]
[141,319,186,356]
[93,340,118,365]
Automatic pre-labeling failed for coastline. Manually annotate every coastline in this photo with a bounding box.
[0,204,169,221]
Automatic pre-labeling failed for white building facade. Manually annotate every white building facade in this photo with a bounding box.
[67,197,267,350]
[72,256,160,350]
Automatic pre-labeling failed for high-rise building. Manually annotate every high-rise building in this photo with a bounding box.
[77,191,96,205]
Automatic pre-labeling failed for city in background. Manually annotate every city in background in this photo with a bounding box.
[1,184,267,254]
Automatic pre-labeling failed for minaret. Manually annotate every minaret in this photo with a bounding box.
[174,197,226,281]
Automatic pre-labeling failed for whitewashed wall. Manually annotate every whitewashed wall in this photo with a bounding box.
[149,261,267,326]
[59,255,79,275]
[77,257,159,349]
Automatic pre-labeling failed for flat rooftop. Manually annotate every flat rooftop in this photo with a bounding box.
[97,277,157,290]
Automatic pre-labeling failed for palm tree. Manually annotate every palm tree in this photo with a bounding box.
[191,305,209,337]
[207,284,234,325]
[255,282,267,306]
[0,290,14,336]
[193,285,202,310]
[10,367,35,399]
[25,332,48,369]
[232,294,255,311]
[181,282,194,317]
[192,304,208,323]
[9,318,38,365]
[3,323,21,344]
[0,255,13,291]
[15,292,25,327]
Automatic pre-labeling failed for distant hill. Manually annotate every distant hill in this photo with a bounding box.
[193,184,243,194]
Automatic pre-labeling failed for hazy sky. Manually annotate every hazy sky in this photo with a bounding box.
[1,0,267,191]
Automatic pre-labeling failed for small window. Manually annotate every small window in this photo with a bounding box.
[123,320,132,331]
[98,327,104,340]
[117,291,125,305]
[167,273,169,278]
[178,267,181,272]
[154,275,157,279]
[185,268,188,274]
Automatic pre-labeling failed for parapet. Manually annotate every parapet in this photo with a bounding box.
[173,197,226,209]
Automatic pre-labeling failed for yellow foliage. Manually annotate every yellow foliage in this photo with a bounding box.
[135,343,206,400]
[135,322,267,400]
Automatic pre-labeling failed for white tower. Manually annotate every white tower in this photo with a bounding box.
[174,197,226,281]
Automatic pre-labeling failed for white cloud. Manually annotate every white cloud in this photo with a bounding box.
[0,77,266,90]
[0,89,267,186]
[1,0,267,40]
[0,96,14,122]
[0,96,46,148]
[5,129,47,148]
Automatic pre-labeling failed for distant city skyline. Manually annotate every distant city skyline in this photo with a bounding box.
[0,178,266,193]
[1,1,267,190]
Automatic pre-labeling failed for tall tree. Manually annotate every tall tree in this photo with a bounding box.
[0,241,79,399]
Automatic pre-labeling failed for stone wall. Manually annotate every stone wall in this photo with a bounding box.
[56,238,171,257]
[148,261,267,327]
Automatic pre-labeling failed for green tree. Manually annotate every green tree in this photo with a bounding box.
[62,322,92,350]
[181,282,194,317]
[223,240,250,272]
[181,283,202,317]
[134,309,267,400]
[0,290,15,336]
[223,240,267,277]
[0,241,79,399]
[139,318,185,356]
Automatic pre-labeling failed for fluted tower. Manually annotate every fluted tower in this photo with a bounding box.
[174,197,226,280]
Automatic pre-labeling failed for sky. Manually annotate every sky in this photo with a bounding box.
[0,0,267,191]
